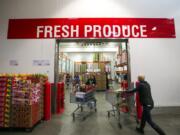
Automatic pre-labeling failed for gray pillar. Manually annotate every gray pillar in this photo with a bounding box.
[126,40,134,113]
[126,40,131,89]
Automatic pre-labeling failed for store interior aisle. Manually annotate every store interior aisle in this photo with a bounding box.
[1,88,180,135]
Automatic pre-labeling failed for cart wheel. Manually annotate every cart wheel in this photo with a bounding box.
[118,123,122,129]
[95,108,97,112]
[25,128,32,132]
[136,119,140,124]
[72,113,75,121]
[40,119,44,123]
[108,111,110,118]
[82,117,86,121]
[81,106,83,112]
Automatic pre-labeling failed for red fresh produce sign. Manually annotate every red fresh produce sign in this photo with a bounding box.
[7,18,176,39]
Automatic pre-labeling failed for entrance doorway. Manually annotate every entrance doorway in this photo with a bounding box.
[53,38,132,114]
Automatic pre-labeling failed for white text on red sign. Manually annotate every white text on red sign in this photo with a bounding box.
[36,25,147,38]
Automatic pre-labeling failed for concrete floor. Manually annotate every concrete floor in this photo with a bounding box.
[1,90,180,135]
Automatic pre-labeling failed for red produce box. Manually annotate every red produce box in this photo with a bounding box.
[0,77,8,81]
[0,93,6,97]
[0,122,4,127]
[0,87,6,92]
[0,118,4,121]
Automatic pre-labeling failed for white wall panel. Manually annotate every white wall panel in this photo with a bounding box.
[0,0,180,106]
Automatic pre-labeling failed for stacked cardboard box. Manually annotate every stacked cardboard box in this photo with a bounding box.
[116,54,122,65]
[121,51,127,64]
[11,103,40,128]
[99,63,105,72]
[96,73,106,90]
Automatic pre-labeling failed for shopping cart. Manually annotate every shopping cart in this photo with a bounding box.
[70,89,97,121]
[105,88,133,128]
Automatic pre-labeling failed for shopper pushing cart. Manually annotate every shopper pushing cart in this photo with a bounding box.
[124,75,166,135]
[65,73,71,89]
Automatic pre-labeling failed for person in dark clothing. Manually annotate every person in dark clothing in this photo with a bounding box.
[126,75,166,135]
[73,74,80,86]
[92,75,96,85]
[65,73,71,88]
[86,75,96,86]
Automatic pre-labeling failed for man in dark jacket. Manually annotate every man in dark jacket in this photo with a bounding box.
[126,75,166,135]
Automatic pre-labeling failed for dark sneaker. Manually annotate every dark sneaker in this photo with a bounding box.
[136,127,144,134]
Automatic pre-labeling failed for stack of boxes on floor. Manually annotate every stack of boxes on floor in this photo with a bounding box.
[96,73,106,90]
[99,62,105,72]
[0,74,47,128]
[74,52,112,91]
[94,53,111,90]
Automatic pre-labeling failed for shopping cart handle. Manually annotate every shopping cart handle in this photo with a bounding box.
[121,92,134,97]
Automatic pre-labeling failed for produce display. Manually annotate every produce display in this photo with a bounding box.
[0,74,48,128]
[0,76,13,127]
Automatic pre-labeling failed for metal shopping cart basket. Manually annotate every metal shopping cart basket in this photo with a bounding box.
[105,89,131,128]
[70,89,97,121]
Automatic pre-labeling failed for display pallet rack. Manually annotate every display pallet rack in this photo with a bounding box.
[0,74,47,131]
